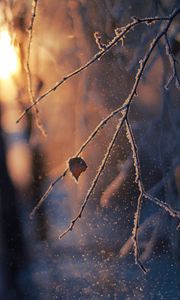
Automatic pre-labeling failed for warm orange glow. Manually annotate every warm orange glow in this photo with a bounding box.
[0,30,19,79]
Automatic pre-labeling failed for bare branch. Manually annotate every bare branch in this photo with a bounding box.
[94,32,107,50]
[144,192,180,219]
[26,0,47,136]
[119,211,162,259]
[30,8,180,219]
[30,169,68,220]
[29,7,180,273]
[125,118,147,273]
[29,104,126,218]
[59,113,126,239]
[16,14,172,123]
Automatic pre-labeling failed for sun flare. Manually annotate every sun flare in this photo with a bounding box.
[0,30,19,80]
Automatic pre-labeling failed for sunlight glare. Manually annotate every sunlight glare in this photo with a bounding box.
[0,30,19,79]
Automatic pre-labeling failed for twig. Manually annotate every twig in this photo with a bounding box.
[26,0,47,136]
[29,104,126,218]
[119,212,160,258]
[119,171,174,258]
[164,33,180,90]
[124,8,180,113]
[30,169,68,219]
[144,192,180,219]
[59,113,126,239]
[94,32,107,50]
[125,118,147,273]
[16,15,170,123]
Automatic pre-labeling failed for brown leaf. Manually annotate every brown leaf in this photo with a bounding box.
[68,157,87,181]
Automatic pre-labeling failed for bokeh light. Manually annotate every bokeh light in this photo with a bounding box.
[0,30,19,79]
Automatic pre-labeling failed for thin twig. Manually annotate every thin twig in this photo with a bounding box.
[26,0,47,136]
[119,170,176,258]
[30,169,68,219]
[119,212,160,258]
[125,118,147,273]
[59,113,126,239]
[144,192,180,219]
[164,33,180,90]
[16,15,170,123]
[124,8,180,113]
[29,104,126,218]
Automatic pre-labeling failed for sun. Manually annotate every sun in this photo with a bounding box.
[0,30,19,80]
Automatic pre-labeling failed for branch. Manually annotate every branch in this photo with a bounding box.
[123,8,180,112]
[144,192,180,219]
[16,15,171,123]
[119,212,160,258]
[26,0,47,136]
[30,169,68,219]
[59,113,126,239]
[125,118,147,273]
[29,104,126,218]
[58,7,180,257]
[30,8,180,219]
[29,7,180,273]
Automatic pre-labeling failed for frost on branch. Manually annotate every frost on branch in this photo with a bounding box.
[26,5,180,274]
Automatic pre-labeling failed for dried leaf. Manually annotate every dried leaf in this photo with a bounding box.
[68,157,87,181]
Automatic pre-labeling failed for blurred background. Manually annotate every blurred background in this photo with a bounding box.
[0,0,180,299]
